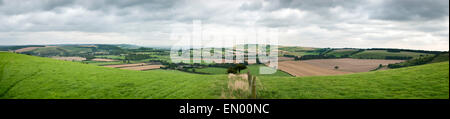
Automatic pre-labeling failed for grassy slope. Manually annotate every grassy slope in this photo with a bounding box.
[431,53,449,63]
[278,47,320,56]
[258,61,449,99]
[241,65,292,77]
[195,65,292,77]
[195,67,228,74]
[1,52,448,99]
[0,52,227,99]
[351,50,430,59]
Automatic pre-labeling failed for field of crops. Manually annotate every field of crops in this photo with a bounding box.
[278,59,405,76]
[258,61,449,99]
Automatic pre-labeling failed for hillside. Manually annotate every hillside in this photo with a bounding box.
[0,52,448,99]
[258,61,449,99]
[0,52,227,99]
[325,49,360,57]
[195,64,292,77]
[431,52,449,63]
[351,50,430,59]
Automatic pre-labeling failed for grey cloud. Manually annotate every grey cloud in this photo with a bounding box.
[0,0,73,15]
[370,0,449,21]
[240,1,262,11]
[264,0,363,12]
[0,0,448,50]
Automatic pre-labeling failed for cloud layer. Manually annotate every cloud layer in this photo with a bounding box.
[0,0,448,51]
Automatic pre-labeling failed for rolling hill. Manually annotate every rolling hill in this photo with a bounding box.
[258,61,449,99]
[351,50,431,59]
[0,52,448,99]
[0,52,227,99]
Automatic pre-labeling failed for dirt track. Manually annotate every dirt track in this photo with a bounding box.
[119,65,163,71]
[92,58,118,62]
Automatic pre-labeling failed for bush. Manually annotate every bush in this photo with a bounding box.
[227,67,237,74]
[385,56,413,60]
[235,64,247,73]
[388,55,435,68]
[299,54,337,60]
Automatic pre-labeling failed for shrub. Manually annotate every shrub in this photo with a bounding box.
[227,67,237,74]
[235,64,247,73]
[388,55,435,68]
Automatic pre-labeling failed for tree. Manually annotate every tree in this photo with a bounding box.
[235,64,247,73]
[83,54,95,61]
[227,67,237,74]
[334,66,339,70]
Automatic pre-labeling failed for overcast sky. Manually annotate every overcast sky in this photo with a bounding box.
[0,0,448,51]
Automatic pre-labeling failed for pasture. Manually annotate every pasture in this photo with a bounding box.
[258,61,449,99]
[0,52,226,99]
[194,65,292,77]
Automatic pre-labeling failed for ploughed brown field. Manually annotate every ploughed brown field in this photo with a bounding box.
[91,58,118,62]
[14,47,42,52]
[278,57,295,61]
[278,58,405,77]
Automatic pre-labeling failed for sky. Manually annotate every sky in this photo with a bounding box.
[0,0,448,51]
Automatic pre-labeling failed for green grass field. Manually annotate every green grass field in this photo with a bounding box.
[195,65,292,77]
[94,55,125,60]
[431,53,449,63]
[258,61,449,99]
[325,49,359,57]
[0,52,448,99]
[278,46,320,56]
[195,67,228,74]
[0,52,227,99]
[351,50,430,59]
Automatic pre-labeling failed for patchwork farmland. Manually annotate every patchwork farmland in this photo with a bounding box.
[0,44,448,99]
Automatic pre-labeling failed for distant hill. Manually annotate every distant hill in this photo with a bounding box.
[277,46,446,61]
[115,44,142,49]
